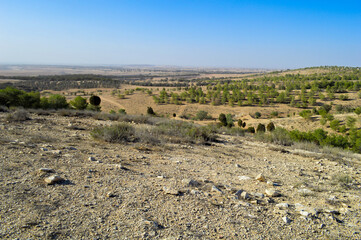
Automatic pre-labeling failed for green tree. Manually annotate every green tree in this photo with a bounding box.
[89,95,101,106]
[70,96,88,110]
[218,113,227,127]
[48,94,68,109]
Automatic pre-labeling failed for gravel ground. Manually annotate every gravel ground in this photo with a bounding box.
[0,112,360,239]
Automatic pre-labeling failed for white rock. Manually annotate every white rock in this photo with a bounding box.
[254,192,264,198]
[276,203,289,209]
[89,156,96,161]
[240,191,250,200]
[265,189,281,197]
[44,175,64,185]
[235,164,241,168]
[52,150,62,155]
[300,210,310,217]
[239,176,251,181]
[298,188,313,195]
[282,216,291,224]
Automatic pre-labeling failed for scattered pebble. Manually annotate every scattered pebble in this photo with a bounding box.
[265,189,281,197]
[44,175,64,185]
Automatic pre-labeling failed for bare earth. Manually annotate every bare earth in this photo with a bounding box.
[0,112,360,239]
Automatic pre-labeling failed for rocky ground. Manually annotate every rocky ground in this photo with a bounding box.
[0,112,360,239]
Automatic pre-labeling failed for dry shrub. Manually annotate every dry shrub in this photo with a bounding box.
[6,109,30,122]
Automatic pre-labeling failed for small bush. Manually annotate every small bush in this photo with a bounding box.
[69,96,88,110]
[247,127,255,133]
[299,110,312,120]
[270,111,279,118]
[195,110,211,120]
[218,113,227,127]
[339,94,349,101]
[237,119,243,128]
[330,120,340,131]
[254,112,261,119]
[147,107,155,115]
[267,122,275,132]
[256,123,266,133]
[91,123,136,143]
[6,109,30,122]
[118,109,126,115]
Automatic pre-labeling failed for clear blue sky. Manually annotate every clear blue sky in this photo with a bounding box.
[1,0,360,68]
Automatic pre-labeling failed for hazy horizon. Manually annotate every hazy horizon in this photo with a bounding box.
[1,1,361,69]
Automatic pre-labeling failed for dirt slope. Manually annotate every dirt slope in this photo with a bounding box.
[0,112,360,239]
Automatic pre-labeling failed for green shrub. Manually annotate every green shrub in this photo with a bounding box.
[299,110,312,120]
[226,114,234,128]
[254,112,261,119]
[247,127,255,133]
[270,111,279,118]
[218,113,227,127]
[48,94,68,109]
[260,128,293,146]
[118,109,127,115]
[256,123,266,133]
[339,94,349,101]
[70,96,88,110]
[237,119,243,128]
[346,116,356,129]
[354,107,361,115]
[147,107,155,115]
[195,110,211,120]
[330,120,340,131]
[267,122,275,132]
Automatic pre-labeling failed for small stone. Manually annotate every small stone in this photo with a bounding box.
[276,203,289,209]
[89,157,96,161]
[298,188,313,195]
[190,190,200,195]
[38,168,55,173]
[40,147,48,152]
[235,164,241,168]
[68,147,77,150]
[211,185,223,194]
[319,224,325,229]
[157,175,166,179]
[265,189,281,197]
[239,176,251,181]
[282,216,291,224]
[163,186,180,195]
[255,174,266,182]
[106,192,116,198]
[182,179,201,187]
[267,180,274,185]
[51,150,62,155]
[44,175,64,185]
[240,191,250,200]
[300,210,310,217]
[254,192,264,199]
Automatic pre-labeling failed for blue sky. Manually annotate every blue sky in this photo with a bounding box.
[0,0,360,68]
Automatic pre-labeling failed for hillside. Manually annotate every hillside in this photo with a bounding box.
[0,111,360,239]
